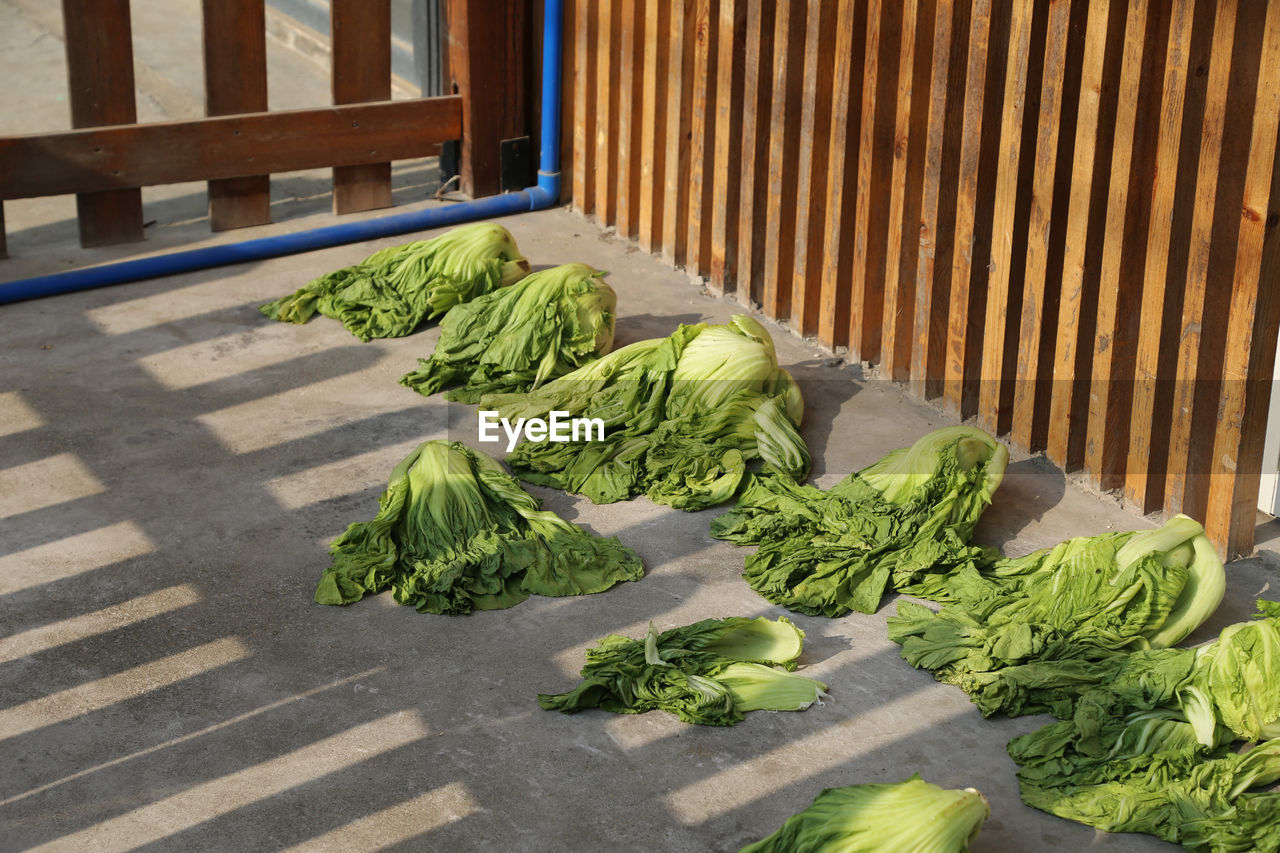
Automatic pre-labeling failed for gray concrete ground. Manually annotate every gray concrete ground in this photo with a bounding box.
[4,2,1280,851]
[4,206,1279,852]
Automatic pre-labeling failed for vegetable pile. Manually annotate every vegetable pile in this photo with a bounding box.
[260,222,530,341]
[739,775,990,853]
[711,426,1008,616]
[889,514,1226,718]
[400,262,617,403]
[481,314,810,510]
[314,439,643,614]
[538,616,827,726]
[1006,601,1280,851]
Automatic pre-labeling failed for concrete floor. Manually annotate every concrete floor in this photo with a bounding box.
[4,1,1280,850]
[4,205,1279,852]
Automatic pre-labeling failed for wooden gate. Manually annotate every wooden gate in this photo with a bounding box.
[0,0,532,257]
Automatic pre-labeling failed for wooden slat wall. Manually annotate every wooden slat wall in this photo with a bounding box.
[563,0,1280,559]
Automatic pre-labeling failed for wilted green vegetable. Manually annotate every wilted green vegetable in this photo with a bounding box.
[399,262,616,403]
[889,514,1226,718]
[1016,737,1280,853]
[261,222,530,341]
[710,426,1008,617]
[1006,601,1280,846]
[314,440,643,614]
[538,616,827,726]
[740,775,990,853]
[481,314,809,511]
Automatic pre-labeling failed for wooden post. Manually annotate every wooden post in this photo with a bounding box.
[446,0,530,199]
[61,0,145,247]
[331,0,393,213]
[203,0,271,231]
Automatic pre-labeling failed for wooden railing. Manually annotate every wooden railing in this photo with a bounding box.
[562,0,1280,559]
[0,0,532,256]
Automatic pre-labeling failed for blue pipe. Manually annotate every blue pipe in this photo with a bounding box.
[0,0,563,306]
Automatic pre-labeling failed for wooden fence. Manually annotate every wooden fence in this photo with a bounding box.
[0,0,531,256]
[561,0,1280,559]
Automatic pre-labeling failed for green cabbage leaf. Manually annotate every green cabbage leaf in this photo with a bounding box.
[888,515,1225,717]
[480,314,809,511]
[538,616,827,726]
[1006,602,1280,849]
[399,262,616,402]
[1016,737,1280,853]
[710,426,1008,617]
[261,222,530,341]
[314,440,643,614]
[739,775,990,853]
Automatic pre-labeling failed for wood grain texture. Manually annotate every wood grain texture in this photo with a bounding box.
[816,0,866,350]
[332,0,392,213]
[637,0,668,250]
[760,0,805,319]
[848,0,901,363]
[793,0,839,337]
[913,0,972,399]
[710,0,747,292]
[943,0,997,417]
[685,0,717,276]
[203,0,270,231]
[1046,0,1124,469]
[662,0,696,265]
[978,0,1035,436]
[1123,0,1204,511]
[61,0,144,247]
[1010,0,1072,449]
[571,0,594,213]
[1085,0,1169,490]
[0,100,461,198]
[614,0,644,239]
[1166,0,1257,519]
[594,0,618,223]
[735,0,775,304]
[1205,0,1280,557]
[879,0,933,382]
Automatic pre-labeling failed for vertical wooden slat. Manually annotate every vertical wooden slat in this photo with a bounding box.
[571,0,594,212]
[943,0,1000,417]
[1085,0,1168,490]
[1123,0,1199,511]
[61,0,145,248]
[848,0,902,363]
[1010,0,1072,449]
[709,0,747,292]
[879,0,933,382]
[1046,0,1124,469]
[0,203,7,259]
[735,0,775,304]
[1167,0,1258,519]
[332,0,392,213]
[816,0,867,350]
[662,0,696,265]
[614,0,644,240]
[1205,0,1280,557]
[760,0,806,320]
[685,0,717,277]
[202,0,270,231]
[913,0,970,399]
[793,0,839,337]
[637,0,668,250]
[558,0,576,205]
[594,0,618,223]
[977,0,1035,436]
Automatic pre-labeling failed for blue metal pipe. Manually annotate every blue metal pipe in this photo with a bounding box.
[0,0,563,306]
